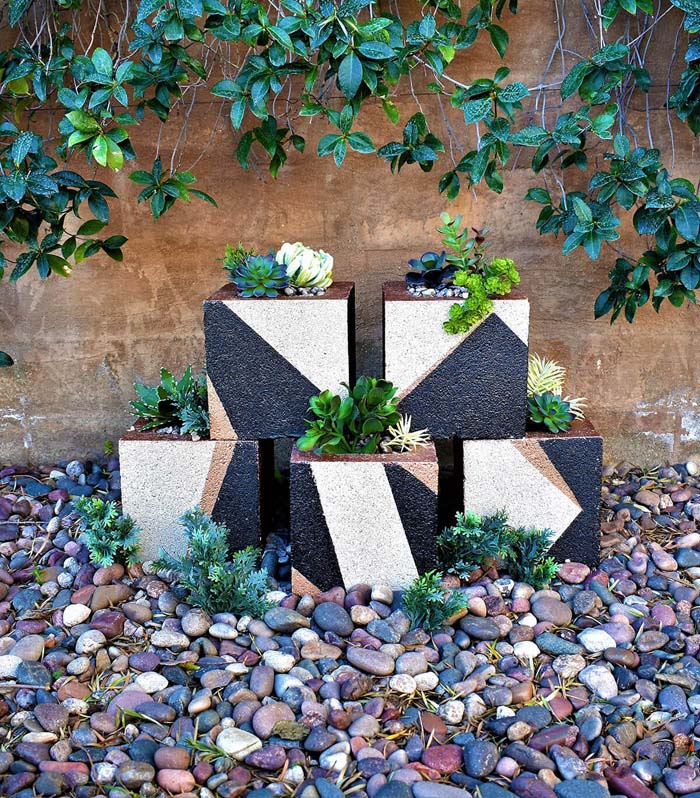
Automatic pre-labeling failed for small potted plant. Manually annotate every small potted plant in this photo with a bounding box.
[119,366,262,560]
[289,376,439,595]
[463,354,602,566]
[383,213,530,439]
[204,241,355,439]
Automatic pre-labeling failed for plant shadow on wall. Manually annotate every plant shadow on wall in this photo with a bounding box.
[1,1,700,365]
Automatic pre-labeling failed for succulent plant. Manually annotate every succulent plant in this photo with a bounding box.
[220,241,256,279]
[382,414,431,453]
[233,253,288,297]
[528,391,574,433]
[276,241,334,289]
[405,250,457,289]
[528,353,587,421]
[131,366,209,437]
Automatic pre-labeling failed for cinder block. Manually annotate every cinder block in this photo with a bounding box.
[383,282,529,439]
[462,421,603,566]
[204,283,355,439]
[290,444,439,594]
[119,432,261,560]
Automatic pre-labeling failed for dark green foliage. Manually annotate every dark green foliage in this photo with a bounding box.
[298,376,402,455]
[232,254,288,297]
[378,113,445,173]
[131,366,209,437]
[528,391,574,433]
[500,526,560,589]
[438,509,559,589]
[220,242,256,280]
[130,156,216,219]
[74,497,141,568]
[154,507,272,617]
[402,571,469,631]
[437,510,510,579]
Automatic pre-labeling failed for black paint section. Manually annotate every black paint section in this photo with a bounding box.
[540,435,603,567]
[211,442,261,551]
[204,301,320,439]
[397,314,528,440]
[347,285,357,385]
[385,464,438,574]
[290,462,344,591]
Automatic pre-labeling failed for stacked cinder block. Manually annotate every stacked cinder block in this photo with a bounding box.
[382,282,602,567]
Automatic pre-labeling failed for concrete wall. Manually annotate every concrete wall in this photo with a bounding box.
[1,3,699,465]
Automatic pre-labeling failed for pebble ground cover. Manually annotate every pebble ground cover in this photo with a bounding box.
[1,456,700,798]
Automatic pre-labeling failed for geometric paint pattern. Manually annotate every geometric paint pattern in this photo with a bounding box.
[119,434,261,561]
[383,283,530,440]
[290,445,439,594]
[463,422,603,566]
[204,283,355,440]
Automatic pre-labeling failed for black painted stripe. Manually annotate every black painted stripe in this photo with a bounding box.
[290,462,343,591]
[385,463,439,574]
[539,436,603,567]
[398,313,528,440]
[211,442,261,552]
[204,301,320,439]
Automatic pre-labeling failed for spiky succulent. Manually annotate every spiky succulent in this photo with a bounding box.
[221,241,255,279]
[131,366,209,437]
[233,254,288,297]
[528,354,587,421]
[528,391,574,433]
[382,414,431,453]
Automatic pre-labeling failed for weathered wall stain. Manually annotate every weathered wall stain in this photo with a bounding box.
[0,3,699,464]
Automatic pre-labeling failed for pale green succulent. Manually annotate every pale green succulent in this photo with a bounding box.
[276,241,334,289]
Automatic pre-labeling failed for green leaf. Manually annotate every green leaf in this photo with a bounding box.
[591,42,629,65]
[77,219,106,236]
[382,98,399,124]
[560,61,590,100]
[488,24,509,58]
[91,48,113,76]
[357,41,395,60]
[525,187,551,204]
[347,132,375,153]
[498,82,529,103]
[572,197,593,223]
[269,25,294,51]
[66,110,101,133]
[9,0,33,26]
[673,203,700,240]
[45,254,72,277]
[318,134,340,157]
[337,52,363,99]
[92,135,109,167]
[211,79,238,99]
[333,139,347,167]
[462,98,491,124]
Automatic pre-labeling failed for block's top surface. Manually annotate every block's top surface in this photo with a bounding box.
[526,418,601,440]
[292,442,437,464]
[120,426,206,443]
[383,281,528,302]
[206,282,354,303]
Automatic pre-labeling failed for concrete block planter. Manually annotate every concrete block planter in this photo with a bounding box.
[462,420,603,566]
[290,443,439,594]
[383,282,530,439]
[204,283,355,439]
[119,431,261,560]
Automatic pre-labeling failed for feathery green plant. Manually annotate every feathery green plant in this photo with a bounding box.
[74,497,141,568]
[402,571,469,631]
[437,510,510,579]
[500,526,560,589]
[155,507,272,617]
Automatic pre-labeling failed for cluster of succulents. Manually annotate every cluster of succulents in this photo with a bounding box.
[131,366,209,438]
[221,240,334,297]
[527,353,587,433]
[298,376,430,455]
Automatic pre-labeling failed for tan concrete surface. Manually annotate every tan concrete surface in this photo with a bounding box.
[0,3,698,464]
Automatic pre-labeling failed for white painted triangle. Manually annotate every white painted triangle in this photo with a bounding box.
[385,299,529,398]
[463,439,581,544]
[225,299,349,393]
[310,461,419,588]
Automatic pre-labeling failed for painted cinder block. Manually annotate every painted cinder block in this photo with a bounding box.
[204,283,355,439]
[119,431,261,560]
[290,444,439,594]
[383,282,529,439]
[462,421,603,566]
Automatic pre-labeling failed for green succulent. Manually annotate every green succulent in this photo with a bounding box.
[131,366,209,437]
[233,253,288,297]
[528,391,574,433]
[483,256,520,296]
[220,241,255,279]
[444,273,494,334]
[297,376,403,454]
[437,509,510,579]
[402,571,469,631]
[74,497,141,568]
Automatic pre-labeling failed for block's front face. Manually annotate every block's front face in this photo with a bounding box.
[462,423,603,566]
[383,282,529,440]
[119,434,260,560]
[205,283,355,439]
[290,447,439,594]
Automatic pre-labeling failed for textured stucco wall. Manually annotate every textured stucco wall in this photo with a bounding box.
[0,3,699,464]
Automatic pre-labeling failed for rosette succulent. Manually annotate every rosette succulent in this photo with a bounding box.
[276,241,333,289]
[233,254,288,297]
[405,250,457,289]
[528,391,574,433]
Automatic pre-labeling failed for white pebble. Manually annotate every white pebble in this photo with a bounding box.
[135,671,168,694]
[63,604,91,627]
